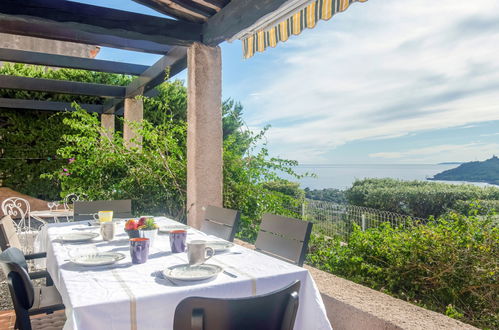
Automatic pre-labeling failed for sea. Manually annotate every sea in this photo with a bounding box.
[286,164,495,190]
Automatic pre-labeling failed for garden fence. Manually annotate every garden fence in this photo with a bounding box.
[299,199,427,241]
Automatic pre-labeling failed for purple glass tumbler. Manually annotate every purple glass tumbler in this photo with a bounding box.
[169,230,187,253]
[130,238,150,264]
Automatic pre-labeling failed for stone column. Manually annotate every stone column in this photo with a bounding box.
[186,42,223,229]
[100,113,115,140]
[123,97,143,149]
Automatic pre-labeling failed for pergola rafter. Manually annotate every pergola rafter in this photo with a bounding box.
[0,48,149,76]
[0,98,103,113]
[0,75,126,98]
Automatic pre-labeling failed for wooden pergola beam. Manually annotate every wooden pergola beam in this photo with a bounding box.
[0,48,149,76]
[101,47,187,114]
[0,0,202,53]
[0,98,103,113]
[202,0,289,45]
[126,47,188,98]
[0,75,126,98]
[133,0,214,23]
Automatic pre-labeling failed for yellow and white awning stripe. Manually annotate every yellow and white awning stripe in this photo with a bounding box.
[242,0,368,59]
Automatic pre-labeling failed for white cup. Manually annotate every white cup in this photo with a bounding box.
[100,222,115,241]
[187,240,214,266]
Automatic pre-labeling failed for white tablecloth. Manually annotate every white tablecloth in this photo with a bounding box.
[43,217,332,330]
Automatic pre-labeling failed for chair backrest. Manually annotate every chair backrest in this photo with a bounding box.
[174,280,300,330]
[73,200,132,221]
[0,247,34,311]
[0,215,22,251]
[255,214,313,266]
[1,197,30,227]
[63,192,87,210]
[200,206,240,242]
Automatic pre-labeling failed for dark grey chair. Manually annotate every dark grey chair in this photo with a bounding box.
[200,206,240,242]
[255,214,313,267]
[0,215,52,285]
[0,248,65,330]
[73,199,132,221]
[174,280,300,330]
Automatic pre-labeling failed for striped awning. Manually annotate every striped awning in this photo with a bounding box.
[241,0,367,59]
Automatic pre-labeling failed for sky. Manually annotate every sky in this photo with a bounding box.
[75,0,499,164]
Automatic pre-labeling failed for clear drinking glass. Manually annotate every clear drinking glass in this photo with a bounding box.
[47,202,55,211]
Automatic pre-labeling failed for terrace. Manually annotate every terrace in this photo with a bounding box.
[0,0,481,329]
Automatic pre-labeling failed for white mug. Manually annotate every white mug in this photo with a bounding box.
[100,222,115,241]
[187,240,214,266]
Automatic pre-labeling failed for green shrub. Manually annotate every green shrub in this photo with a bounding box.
[453,200,499,216]
[346,178,499,218]
[0,110,67,200]
[307,209,499,328]
[41,106,187,216]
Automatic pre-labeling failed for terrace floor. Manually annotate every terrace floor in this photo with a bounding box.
[0,310,14,330]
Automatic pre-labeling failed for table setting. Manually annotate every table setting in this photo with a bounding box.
[40,214,332,330]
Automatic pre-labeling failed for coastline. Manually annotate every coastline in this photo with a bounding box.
[289,164,498,190]
[427,178,497,187]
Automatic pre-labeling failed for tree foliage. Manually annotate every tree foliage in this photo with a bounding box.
[304,187,347,204]
[42,104,187,217]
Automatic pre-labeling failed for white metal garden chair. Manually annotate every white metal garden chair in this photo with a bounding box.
[1,197,42,254]
[62,193,88,222]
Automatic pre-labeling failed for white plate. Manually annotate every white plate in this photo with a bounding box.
[158,224,188,233]
[59,232,99,242]
[70,252,125,266]
[162,264,222,282]
[205,241,234,252]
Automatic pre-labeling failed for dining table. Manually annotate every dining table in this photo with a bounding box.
[38,217,332,330]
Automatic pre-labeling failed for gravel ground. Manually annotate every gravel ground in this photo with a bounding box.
[0,271,13,310]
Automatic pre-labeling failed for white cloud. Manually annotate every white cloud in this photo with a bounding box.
[369,143,499,163]
[241,0,499,163]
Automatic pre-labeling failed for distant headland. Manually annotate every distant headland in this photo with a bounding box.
[431,156,499,185]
